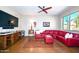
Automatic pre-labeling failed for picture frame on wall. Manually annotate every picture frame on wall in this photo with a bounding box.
[43,22,50,27]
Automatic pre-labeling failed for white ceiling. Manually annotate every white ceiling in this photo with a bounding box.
[12,6,68,16]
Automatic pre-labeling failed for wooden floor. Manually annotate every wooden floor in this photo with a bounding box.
[2,36,79,53]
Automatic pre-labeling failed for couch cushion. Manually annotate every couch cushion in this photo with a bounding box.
[56,35,65,43]
[43,30,50,34]
[53,30,58,35]
[73,33,79,38]
[58,31,66,37]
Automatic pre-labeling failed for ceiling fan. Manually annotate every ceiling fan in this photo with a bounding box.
[38,6,52,14]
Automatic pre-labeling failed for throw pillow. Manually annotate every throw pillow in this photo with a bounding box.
[65,33,69,39]
[65,33,73,39]
[68,33,73,38]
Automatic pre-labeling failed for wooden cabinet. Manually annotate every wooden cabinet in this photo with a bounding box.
[0,36,5,50]
[0,35,8,50]
[13,31,21,42]
[0,31,22,50]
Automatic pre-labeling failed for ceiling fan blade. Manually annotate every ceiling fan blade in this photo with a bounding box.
[38,10,48,14]
[44,7,52,10]
[38,6,43,9]
[38,6,50,14]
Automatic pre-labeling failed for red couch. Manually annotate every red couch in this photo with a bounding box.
[35,31,45,41]
[56,31,79,46]
[38,30,79,47]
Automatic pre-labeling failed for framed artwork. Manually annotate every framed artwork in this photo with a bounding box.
[43,22,50,27]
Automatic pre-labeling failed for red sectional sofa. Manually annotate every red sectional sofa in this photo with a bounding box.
[35,30,79,46]
[35,31,45,40]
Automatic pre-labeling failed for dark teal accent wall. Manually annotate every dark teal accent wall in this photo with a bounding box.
[0,10,18,29]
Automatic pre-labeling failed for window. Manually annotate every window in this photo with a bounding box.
[63,16,69,30]
[63,11,79,30]
[70,12,79,30]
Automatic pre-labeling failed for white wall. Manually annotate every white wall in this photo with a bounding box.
[0,6,22,32]
[19,16,29,36]
[32,15,59,30]
[21,15,60,36]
